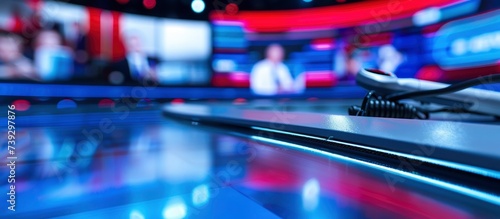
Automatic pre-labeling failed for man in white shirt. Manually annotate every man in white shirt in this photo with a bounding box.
[250,44,296,95]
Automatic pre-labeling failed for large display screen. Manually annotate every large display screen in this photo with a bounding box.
[0,1,211,86]
[211,0,500,95]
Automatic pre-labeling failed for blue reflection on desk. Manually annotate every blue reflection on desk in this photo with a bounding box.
[0,110,497,218]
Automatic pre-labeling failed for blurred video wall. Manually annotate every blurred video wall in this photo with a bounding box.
[2,0,500,94]
[0,1,211,86]
[211,0,500,95]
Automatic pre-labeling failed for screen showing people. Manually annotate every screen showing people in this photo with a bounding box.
[0,1,211,86]
[0,30,35,80]
[211,0,500,95]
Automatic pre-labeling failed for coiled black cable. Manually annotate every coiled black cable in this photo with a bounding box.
[349,91,428,119]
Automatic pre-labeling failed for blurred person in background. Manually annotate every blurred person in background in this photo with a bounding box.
[109,31,158,84]
[250,44,304,95]
[33,29,74,81]
[341,47,377,81]
[68,22,89,77]
[0,30,35,80]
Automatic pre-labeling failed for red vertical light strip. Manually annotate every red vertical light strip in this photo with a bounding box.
[111,11,125,61]
[87,7,102,58]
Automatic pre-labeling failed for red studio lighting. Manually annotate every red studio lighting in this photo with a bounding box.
[171,98,185,104]
[143,0,156,9]
[98,99,116,108]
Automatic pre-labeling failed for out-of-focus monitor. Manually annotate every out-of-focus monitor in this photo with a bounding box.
[211,0,500,96]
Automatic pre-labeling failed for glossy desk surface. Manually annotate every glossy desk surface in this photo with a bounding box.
[0,102,499,218]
